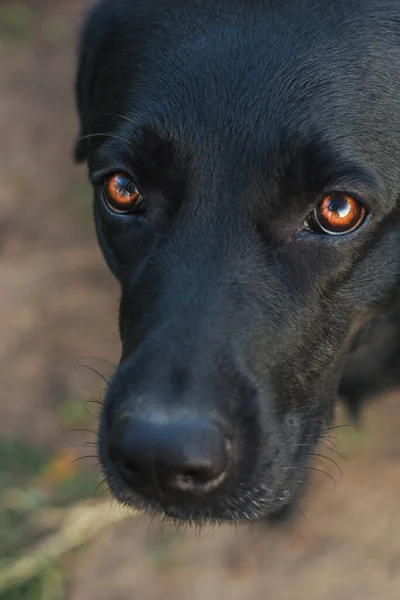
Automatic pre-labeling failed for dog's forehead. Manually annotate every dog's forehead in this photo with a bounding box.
[88,0,400,204]
[125,3,399,151]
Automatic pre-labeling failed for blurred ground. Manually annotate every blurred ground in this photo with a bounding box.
[1,2,400,599]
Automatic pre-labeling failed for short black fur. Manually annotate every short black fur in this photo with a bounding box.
[74,0,400,524]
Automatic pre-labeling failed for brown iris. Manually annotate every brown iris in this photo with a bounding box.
[311,193,366,235]
[103,174,145,214]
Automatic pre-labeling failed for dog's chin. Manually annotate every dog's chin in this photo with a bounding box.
[99,454,305,526]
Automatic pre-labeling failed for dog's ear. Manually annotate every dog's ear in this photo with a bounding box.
[74,1,110,164]
[74,0,164,164]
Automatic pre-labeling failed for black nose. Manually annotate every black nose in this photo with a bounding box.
[107,414,231,497]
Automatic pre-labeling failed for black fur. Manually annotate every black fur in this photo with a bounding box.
[74,0,400,524]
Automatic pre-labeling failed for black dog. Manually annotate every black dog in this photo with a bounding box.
[74,0,400,524]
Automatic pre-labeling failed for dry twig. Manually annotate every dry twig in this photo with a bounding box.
[0,500,135,593]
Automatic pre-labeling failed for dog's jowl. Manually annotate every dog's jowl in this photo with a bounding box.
[74,0,400,523]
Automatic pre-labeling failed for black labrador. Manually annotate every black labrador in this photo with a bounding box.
[74,0,400,524]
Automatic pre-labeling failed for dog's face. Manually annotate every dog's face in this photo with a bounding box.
[75,0,400,523]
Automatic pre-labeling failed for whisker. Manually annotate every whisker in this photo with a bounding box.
[296,506,308,524]
[112,112,137,127]
[95,480,109,498]
[74,364,109,386]
[71,455,99,465]
[68,442,98,449]
[64,428,96,435]
[306,466,337,486]
[86,398,103,408]
[75,131,136,150]
[320,442,351,466]
[319,436,338,448]
[306,453,342,476]
[78,356,117,369]
[321,424,352,433]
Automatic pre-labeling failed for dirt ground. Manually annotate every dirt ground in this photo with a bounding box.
[1,2,400,599]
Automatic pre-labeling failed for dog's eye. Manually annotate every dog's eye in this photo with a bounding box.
[103,174,145,214]
[304,193,366,235]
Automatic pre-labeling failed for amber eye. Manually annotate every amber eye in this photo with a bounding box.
[103,174,145,214]
[305,193,366,235]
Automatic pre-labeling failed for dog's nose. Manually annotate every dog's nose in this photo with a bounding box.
[107,414,231,496]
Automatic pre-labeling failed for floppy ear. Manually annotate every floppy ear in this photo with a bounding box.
[74,1,110,164]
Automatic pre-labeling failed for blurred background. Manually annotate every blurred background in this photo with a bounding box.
[1,1,400,599]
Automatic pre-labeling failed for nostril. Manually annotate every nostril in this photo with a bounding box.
[169,465,228,493]
[107,415,232,496]
[180,465,221,486]
[182,468,211,482]
[109,454,140,485]
[168,441,231,493]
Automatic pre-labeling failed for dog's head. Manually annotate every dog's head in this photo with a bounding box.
[75,0,400,523]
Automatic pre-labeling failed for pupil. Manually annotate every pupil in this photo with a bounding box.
[115,176,132,197]
[328,197,350,219]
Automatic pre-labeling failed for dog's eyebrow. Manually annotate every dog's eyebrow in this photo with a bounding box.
[88,122,191,204]
[88,119,389,214]
[262,136,385,209]
[87,132,140,171]
[88,118,176,169]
